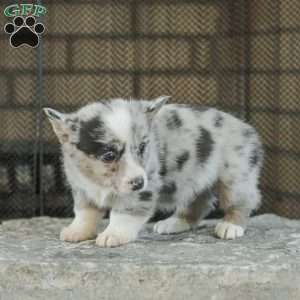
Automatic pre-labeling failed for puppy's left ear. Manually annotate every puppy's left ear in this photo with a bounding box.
[43,108,71,144]
[145,96,170,115]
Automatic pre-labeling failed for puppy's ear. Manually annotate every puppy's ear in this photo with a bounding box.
[145,96,170,117]
[146,96,170,113]
[43,108,71,144]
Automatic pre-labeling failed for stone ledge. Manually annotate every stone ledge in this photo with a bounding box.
[0,214,300,300]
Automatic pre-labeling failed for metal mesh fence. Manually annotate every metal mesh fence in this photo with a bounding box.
[0,0,299,219]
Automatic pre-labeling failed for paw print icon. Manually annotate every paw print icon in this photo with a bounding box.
[4,16,45,48]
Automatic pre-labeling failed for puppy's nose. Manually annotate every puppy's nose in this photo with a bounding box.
[130,176,144,191]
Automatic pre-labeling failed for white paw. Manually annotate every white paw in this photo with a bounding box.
[96,230,130,248]
[60,226,96,243]
[215,221,245,240]
[153,217,191,235]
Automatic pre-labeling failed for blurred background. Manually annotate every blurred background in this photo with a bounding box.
[0,0,299,220]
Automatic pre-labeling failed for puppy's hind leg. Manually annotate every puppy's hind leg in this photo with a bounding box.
[215,179,261,240]
[154,188,215,235]
[216,134,263,240]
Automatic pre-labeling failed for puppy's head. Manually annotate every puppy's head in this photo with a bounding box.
[44,96,168,195]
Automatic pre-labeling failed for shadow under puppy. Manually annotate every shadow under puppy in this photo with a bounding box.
[44,97,263,247]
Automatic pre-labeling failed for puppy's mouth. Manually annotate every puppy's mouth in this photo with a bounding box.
[112,185,134,196]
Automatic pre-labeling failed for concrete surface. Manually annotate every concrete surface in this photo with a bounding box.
[0,214,299,300]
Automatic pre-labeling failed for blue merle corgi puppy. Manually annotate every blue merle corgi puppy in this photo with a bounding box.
[44,97,263,247]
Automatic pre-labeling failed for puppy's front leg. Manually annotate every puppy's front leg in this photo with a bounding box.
[60,190,104,242]
[96,210,148,248]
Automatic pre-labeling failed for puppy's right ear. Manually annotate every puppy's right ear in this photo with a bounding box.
[43,108,70,144]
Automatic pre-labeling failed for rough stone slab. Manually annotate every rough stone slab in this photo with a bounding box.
[0,214,300,300]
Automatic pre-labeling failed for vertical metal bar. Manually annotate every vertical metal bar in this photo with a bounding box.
[274,1,281,110]
[37,39,44,216]
[272,0,281,211]
[131,0,140,98]
[32,9,40,217]
[239,0,251,121]
[36,0,44,216]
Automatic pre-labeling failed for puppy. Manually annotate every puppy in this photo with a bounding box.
[44,97,263,247]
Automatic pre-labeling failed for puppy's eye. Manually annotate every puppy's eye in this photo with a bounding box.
[138,142,146,156]
[101,151,116,163]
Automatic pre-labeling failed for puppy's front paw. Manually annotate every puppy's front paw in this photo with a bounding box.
[96,231,130,248]
[60,226,96,243]
[153,217,191,235]
[215,221,244,240]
